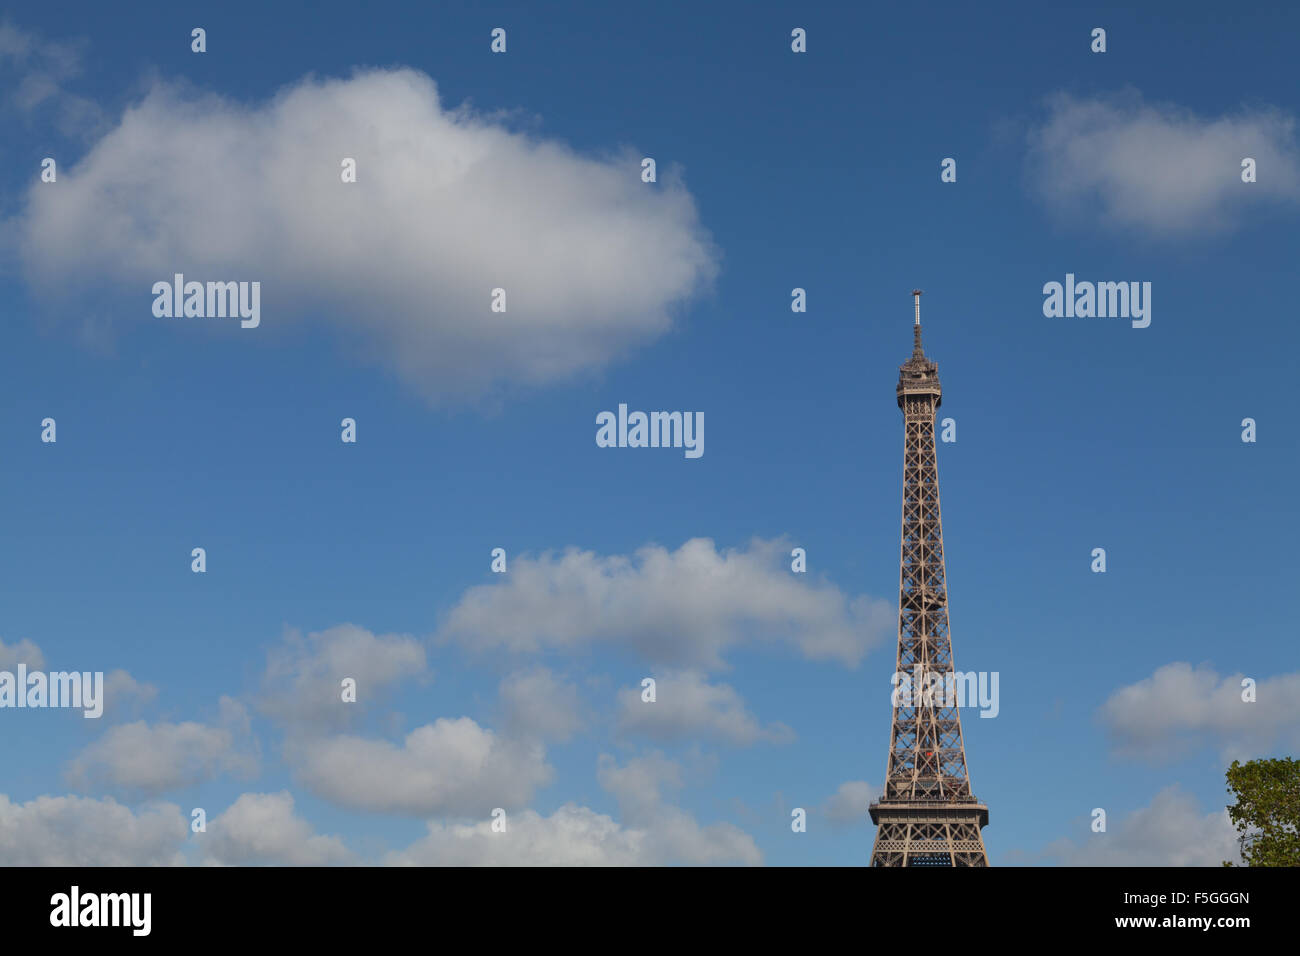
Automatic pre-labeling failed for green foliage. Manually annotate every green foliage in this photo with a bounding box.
[1223,757,1300,867]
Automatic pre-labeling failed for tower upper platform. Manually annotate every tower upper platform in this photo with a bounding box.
[896,290,942,409]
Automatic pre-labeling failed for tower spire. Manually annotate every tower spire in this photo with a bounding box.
[911,289,925,359]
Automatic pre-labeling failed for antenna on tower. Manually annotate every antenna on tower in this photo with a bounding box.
[912,289,923,326]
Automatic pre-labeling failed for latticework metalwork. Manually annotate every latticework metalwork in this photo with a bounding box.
[868,292,989,867]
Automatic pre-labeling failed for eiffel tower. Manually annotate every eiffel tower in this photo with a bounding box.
[868,291,990,867]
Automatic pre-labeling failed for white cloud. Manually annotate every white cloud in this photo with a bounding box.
[439,537,893,669]
[1098,662,1300,762]
[289,717,551,816]
[616,670,793,745]
[1037,786,1241,866]
[634,805,760,866]
[263,625,553,817]
[0,22,103,138]
[66,697,258,794]
[101,668,158,719]
[386,804,646,866]
[597,751,684,820]
[260,623,427,730]
[1026,91,1300,236]
[0,635,45,670]
[0,793,186,865]
[821,780,880,827]
[390,752,760,866]
[596,752,761,865]
[499,667,583,742]
[12,67,717,402]
[199,791,351,866]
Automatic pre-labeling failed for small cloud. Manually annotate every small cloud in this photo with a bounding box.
[499,667,584,742]
[198,791,351,866]
[259,623,427,731]
[1026,90,1300,236]
[0,21,105,139]
[615,670,793,746]
[100,669,158,720]
[65,696,258,795]
[821,780,880,828]
[1033,787,1241,866]
[1098,662,1300,763]
[287,717,551,816]
[0,635,45,671]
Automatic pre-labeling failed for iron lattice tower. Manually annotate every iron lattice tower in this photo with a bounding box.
[868,291,989,867]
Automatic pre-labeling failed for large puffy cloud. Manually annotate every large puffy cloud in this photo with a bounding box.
[1035,787,1241,867]
[616,671,793,745]
[439,537,894,669]
[259,623,427,730]
[1026,91,1300,236]
[66,697,258,794]
[0,794,186,865]
[12,68,717,402]
[1098,662,1300,762]
[289,717,551,816]
[199,791,351,866]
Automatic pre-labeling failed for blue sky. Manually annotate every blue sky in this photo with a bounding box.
[1,0,1297,865]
